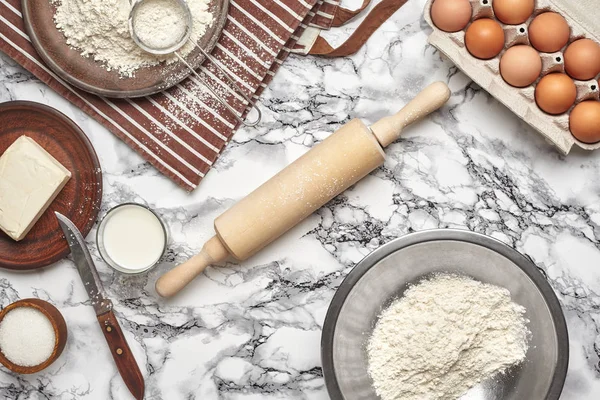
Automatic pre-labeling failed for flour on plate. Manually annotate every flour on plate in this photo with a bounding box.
[52,0,214,77]
[367,274,530,400]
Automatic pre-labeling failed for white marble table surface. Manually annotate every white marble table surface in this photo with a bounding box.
[1,0,600,398]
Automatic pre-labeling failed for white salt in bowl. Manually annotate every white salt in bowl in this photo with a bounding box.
[321,229,569,400]
[0,299,67,374]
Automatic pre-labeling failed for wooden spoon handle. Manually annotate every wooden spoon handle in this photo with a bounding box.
[155,235,229,298]
[370,81,451,148]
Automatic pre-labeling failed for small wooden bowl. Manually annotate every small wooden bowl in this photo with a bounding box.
[0,299,67,374]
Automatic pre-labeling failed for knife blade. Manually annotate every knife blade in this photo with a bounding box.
[55,212,145,400]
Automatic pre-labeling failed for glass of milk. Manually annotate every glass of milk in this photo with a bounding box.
[97,203,168,274]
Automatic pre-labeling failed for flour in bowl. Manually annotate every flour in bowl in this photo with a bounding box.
[53,0,214,77]
[133,0,189,50]
[367,274,529,400]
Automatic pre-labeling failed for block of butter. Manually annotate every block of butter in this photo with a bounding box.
[0,136,71,241]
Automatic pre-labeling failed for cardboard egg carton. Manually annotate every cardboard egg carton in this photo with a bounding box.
[424,0,600,154]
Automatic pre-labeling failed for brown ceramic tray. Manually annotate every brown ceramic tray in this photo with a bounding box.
[0,101,102,270]
[21,0,229,98]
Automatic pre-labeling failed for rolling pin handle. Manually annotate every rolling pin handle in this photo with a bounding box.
[155,235,229,298]
[370,81,451,148]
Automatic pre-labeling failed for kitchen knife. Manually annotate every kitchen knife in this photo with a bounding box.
[55,212,145,400]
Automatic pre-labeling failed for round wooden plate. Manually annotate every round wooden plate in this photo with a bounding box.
[21,0,229,98]
[0,101,102,270]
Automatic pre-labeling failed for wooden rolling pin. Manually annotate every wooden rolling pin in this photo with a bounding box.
[156,82,451,297]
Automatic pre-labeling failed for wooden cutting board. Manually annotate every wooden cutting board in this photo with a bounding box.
[0,101,102,270]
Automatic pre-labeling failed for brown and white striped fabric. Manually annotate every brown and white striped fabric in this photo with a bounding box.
[0,0,323,191]
[294,0,395,56]
[308,0,340,30]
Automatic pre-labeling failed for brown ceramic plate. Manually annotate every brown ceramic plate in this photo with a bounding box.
[21,0,229,98]
[0,101,102,270]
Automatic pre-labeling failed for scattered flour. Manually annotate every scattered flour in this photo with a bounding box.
[53,0,214,77]
[367,274,530,400]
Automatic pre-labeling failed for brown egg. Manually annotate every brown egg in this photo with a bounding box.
[564,39,600,81]
[431,0,472,32]
[528,12,570,53]
[493,0,535,25]
[465,19,505,60]
[535,73,577,115]
[570,101,600,143]
[500,45,542,87]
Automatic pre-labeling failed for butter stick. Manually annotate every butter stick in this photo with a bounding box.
[0,136,71,241]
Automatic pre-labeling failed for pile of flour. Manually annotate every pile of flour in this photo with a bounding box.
[133,0,189,50]
[53,0,214,77]
[367,274,529,400]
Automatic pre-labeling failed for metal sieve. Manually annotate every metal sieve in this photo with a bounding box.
[128,0,261,126]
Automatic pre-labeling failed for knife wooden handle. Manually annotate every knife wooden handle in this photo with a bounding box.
[97,311,145,400]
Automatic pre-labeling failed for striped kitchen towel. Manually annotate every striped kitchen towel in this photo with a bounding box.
[293,0,408,56]
[309,0,340,29]
[0,0,321,191]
